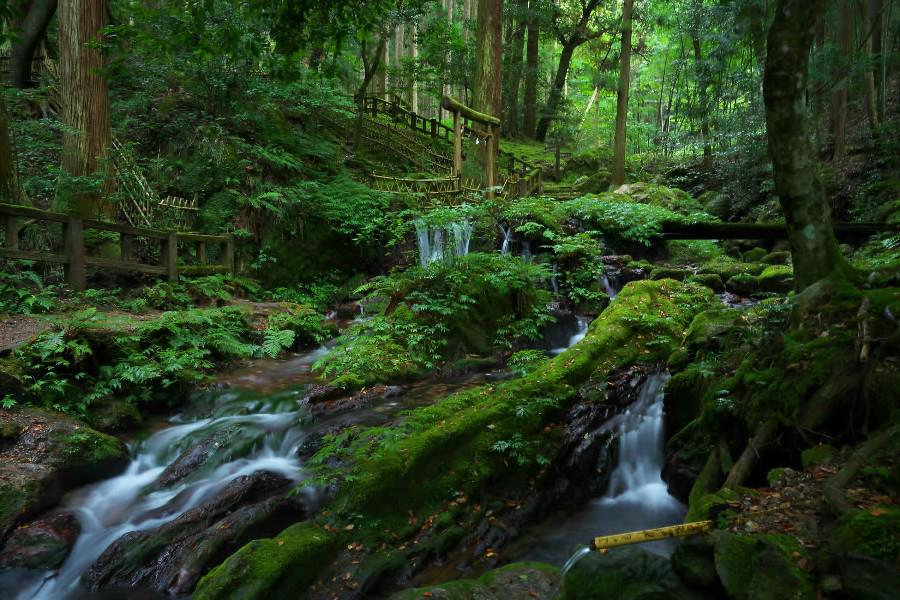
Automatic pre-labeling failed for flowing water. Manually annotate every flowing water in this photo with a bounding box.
[500,225,513,256]
[549,316,589,356]
[415,219,472,266]
[8,349,335,600]
[508,372,685,568]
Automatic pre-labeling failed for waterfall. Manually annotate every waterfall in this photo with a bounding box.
[415,218,472,266]
[522,240,532,263]
[550,263,559,294]
[599,268,618,299]
[500,225,513,256]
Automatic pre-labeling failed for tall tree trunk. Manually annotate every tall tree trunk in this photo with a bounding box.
[0,94,14,202]
[407,23,418,113]
[861,0,881,134]
[503,0,527,137]
[522,3,539,138]
[764,0,848,291]
[58,0,113,219]
[536,40,576,142]
[473,0,503,189]
[9,0,58,89]
[830,2,851,162]
[692,34,712,169]
[870,0,885,122]
[612,0,634,186]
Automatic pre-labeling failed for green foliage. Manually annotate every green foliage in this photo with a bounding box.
[507,349,550,376]
[0,268,56,314]
[315,253,552,387]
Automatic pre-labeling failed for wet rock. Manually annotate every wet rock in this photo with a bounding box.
[839,553,900,600]
[712,531,814,600]
[389,562,560,600]
[671,536,719,589]
[304,384,403,420]
[156,425,263,488]
[650,266,690,281]
[563,546,692,599]
[301,384,343,405]
[726,273,759,296]
[85,398,143,433]
[686,273,725,293]
[0,410,128,538]
[683,309,748,354]
[86,470,305,595]
[0,511,80,570]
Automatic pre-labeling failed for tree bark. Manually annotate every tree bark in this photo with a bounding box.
[764,0,849,291]
[536,40,576,142]
[860,0,880,135]
[522,2,540,138]
[830,2,851,161]
[8,0,58,89]
[0,93,14,202]
[502,0,527,137]
[473,0,503,190]
[612,0,634,186]
[692,33,712,169]
[58,0,114,219]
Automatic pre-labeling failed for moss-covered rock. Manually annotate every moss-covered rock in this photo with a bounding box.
[712,532,814,600]
[799,444,835,469]
[699,256,766,280]
[575,169,611,194]
[562,546,693,600]
[194,522,340,600]
[761,251,791,266]
[742,248,768,263]
[757,265,794,294]
[726,273,760,296]
[671,536,719,589]
[838,553,900,600]
[667,240,724,265]
[612,183,704,215]
[697,191,731,220]
[683,309,749,354]
[830,505,900,563]
[650,267,691,281]
[686,273,725,293]
[388,562,560,600]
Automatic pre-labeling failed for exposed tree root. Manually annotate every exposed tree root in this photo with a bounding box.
[823,423,900,517]
[723,419,779,489]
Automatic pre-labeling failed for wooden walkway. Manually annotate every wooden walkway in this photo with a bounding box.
[0,203,234,291]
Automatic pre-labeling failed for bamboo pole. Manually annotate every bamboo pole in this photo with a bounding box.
[593,520,713,551]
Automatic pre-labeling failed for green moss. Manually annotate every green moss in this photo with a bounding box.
[712,532,814,600]
[390,562,560,600]
[800,444,835,469]
[766,468,788,487]
[685,465,737,524]
[194,522,340,600]
[726,273,760,296]
[761,251,791,265]
[743,248,768,263]
[683,309,749,354]
[700,256,766,279]
[830,505,900,563]
[757,265,794,294]
[612,182,704,215]
[686,273,725,293]
[667,240,724,264]
[650,267,690,281]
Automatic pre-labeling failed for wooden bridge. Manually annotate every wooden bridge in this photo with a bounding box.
[0,203,234,291]
[338,95,544,202]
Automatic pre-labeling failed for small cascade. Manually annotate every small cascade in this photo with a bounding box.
[599,269,619,299]
[550,316,589,355]
[500,225,513,256]
[522,240,532,263]
[550,263,559,294]
[513,371,685,567]
[415,218,472,266]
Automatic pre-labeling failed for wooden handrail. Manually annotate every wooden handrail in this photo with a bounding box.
[0,203,234,290]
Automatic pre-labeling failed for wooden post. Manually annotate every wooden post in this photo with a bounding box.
[4,216,19,250]
[63,215,86,291]
[453,111,462,178]
[162,232,178,281]
[430,118,437,137]
[120,233,133,263]
[197,241,207,265]
[555,144,562,181]
[410,112,416,131]
[485,128,496,198]
[225,234,235,276]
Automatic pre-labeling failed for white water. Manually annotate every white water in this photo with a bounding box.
[415,219,472,266]
[599,271,618,299]
[516,371,685,566]
[500,225,513,256]
[13,348,328,600]
[550,316,589,355]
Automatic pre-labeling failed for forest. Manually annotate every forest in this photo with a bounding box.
[0,0,898,598]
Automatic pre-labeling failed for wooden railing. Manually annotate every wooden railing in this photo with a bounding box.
[357,95,542,199]
[0,203,234,291]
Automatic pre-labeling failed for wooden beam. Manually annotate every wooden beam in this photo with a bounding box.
[63,216,86,291]
[659,221,893,240]
[162,232,178,281]
[440,96,500,126]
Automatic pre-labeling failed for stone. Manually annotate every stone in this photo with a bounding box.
[686,273,725,293]
[697,191,731,220]
[761,251,791,265]
[742,248,768,263]
[0,511,80,570]
[562,546,693,599]
[672,536,719,589]
[712,532,814,600]
[650,267,690,281]
[726,273,759,296]
[839,553,900,600]
[388,562,560,600]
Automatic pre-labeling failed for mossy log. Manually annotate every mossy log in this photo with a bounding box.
[440,96,501,125]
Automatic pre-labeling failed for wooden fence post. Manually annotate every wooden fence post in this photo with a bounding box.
[63,215,86,291]
[120,233,133,263]
[197,241,207,265]
[162,232,178,281]
[4,216,19,250]
[225,234,235,276]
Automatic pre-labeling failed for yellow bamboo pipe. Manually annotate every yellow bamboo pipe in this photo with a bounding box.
[593,520,713,551]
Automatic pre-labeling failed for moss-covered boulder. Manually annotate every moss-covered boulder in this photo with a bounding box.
[389,562,560,600]
[668,240,724,265]
[0,409,128,538]
[742,248,768,263]
[757,265,794,294]
[683,309,749,354]
[726,273,760,296]
[0,511,80,570]
[613,183,704,215]
[761,251,791,266]
[699,257,766,280]
[651,267,691,281]
[686,273,725,293]
[576,169,611,194]
[562,547,694,600]
[671,536,719,589]
[697,191,731,220]
[830,505,900,564]
[838,553,900,600]
[712,532,814,600]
